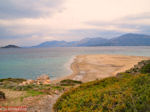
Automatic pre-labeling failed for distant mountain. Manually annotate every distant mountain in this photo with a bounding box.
[33,37,108,47]
[105,33,150,46]
[33,41,68,48]
[33,33,150,47]
[1,45,21,48]
[75,37,108,46]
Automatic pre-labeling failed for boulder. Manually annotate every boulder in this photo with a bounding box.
[26,80,35,84]
[19,79,34,86]
[19,74,51,85]
[0,91,5,100]
[36,74,50,80]
[36,74,50,85]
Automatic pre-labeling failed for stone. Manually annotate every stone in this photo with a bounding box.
[36,74,50,80]
[19,79,34,86]
[19,74,51,85]
[26,80,34,84]
[36,74,50,85]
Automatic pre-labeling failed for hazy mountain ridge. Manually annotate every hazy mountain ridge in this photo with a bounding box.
[106,33,150,46]
[33,33,150,47]
[33,41,68,47]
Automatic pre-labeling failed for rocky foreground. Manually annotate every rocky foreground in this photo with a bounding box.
[20,74,51,85]
[0,75,82,112]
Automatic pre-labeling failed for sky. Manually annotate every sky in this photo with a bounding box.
[0,0,150,46]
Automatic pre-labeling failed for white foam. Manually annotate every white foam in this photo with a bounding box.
[73,75,83,81]
[64,55,76,75]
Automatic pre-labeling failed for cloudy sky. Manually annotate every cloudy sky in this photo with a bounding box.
[0,0,150,46]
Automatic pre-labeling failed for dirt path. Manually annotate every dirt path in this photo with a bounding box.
[0,88,62,112]
[27,94,61,112]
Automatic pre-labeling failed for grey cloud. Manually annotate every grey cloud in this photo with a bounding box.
[0,8,150,46]
[122,12,150,21]
[85,12,150,35]
[138,26,150,34]
[0,0,65,19]
[67,29,124,39]
[86,12,150,26]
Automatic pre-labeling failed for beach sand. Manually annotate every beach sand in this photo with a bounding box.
[52,54,150,83]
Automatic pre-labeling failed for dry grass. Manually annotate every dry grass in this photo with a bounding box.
[0,88,27,106]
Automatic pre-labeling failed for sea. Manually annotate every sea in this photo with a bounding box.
[0,47,150,80]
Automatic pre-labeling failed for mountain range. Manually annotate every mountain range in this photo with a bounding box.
[33,33,150,47]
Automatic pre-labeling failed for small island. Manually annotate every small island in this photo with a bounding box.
[1,45,21,48]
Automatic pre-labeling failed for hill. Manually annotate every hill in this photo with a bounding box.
[32,41,67,48]
[33,33,150,47]
[75,37,108,46]
[54,59,150,112]
[106,33,150,46]
[1,45,20,48]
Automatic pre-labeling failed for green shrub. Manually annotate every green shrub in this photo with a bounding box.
[0,78,26,83]
[54,74,150,112]
[122,60,150,75]
[60,79,82,86]
[140,63,150,74]
[27,90,44,96]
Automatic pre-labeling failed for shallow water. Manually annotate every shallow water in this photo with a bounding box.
[0,47,150,79]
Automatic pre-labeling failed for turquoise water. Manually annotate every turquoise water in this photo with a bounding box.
[0,47,150,79]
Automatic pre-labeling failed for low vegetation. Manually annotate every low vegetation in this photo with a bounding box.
[0,81,63,96]
[54,60,150,112]
[0,78,26,83]
[0,77,82,106]
[60,79,82,86]
[0,78,81,95]
[124,60,150,75]
[140,62,150,73]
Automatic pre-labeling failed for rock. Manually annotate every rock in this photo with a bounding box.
[54,90,59,95]
[19,74,50,85]
[26,80,35,84]
[19,79,34,86]
[36,74,50,80]
[36,74,50,85]
[0,82,3,85]
[0,91,5,100]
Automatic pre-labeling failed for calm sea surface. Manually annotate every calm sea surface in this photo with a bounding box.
[0,47,150,79]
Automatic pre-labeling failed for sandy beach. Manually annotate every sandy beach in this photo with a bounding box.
[52,54,150,83]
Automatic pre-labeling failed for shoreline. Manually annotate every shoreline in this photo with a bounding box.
[51,56,78,83]
[51,54,150,83]
[64,55,76,75]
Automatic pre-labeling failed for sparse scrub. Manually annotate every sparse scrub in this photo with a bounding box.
[0,78,26,83]
[60,79,82,86]
[123,60,150,75]
[54,74,150,112]
[54,60,150,112]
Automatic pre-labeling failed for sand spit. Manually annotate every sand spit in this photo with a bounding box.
[52,54,150,83]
